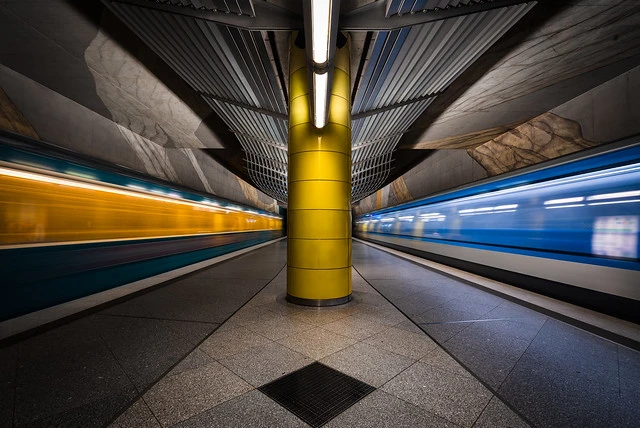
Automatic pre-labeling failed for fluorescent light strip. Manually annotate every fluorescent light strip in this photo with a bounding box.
[314,72,328,128]
[588,199,640,206]
[311,0,331,65]
[0,167,277,218]
[586,190,640,201]
[544,204,585,209]
[544,197,584,205]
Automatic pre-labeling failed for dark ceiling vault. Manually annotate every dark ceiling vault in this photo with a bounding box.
[100,0,640,204]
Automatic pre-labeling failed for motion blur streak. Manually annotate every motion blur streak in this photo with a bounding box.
[0,166,282,245]
[354,142,640,321]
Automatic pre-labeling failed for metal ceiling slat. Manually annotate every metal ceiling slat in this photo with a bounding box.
[199,22,258,103]
[178,16,243,100]
[363,28,411,112]
[112,5,211,94]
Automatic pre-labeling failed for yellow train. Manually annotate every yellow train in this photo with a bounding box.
[0,164,282,246]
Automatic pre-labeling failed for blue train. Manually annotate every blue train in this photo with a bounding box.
[354,139,640,322]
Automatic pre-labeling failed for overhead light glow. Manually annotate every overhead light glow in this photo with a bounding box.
[0,166,280,217]
[314,72,328,128]
[311,0,331,65]
[544,196,584,205]
[587,190,640,201]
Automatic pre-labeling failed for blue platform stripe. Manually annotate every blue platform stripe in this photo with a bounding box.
[0,231,282,322]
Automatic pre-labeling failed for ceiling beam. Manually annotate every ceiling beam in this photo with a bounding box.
[352,93,440,120]
[108,0,534,32]
[199,92,288,121]
[107,0,303,31]
[339,0,536,31]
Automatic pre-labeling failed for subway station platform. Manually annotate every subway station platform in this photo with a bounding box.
[1,239,639,428]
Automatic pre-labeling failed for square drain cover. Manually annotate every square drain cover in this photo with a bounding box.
[259,362,375,427]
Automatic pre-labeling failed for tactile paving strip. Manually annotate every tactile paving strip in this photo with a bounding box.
[258,362,376,427]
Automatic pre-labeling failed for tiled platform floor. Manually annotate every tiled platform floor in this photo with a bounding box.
[1,239,638,427]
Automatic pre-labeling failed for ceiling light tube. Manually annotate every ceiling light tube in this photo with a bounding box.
[311,0,331,65]
[314,71,328,128]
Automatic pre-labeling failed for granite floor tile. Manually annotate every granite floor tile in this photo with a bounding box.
[99,279,267,324]
[15,353,134,426]
[91,315,200,390]
[325,390,461,428]
[619,389,640,428]
[419,322,472,343]
[229,306,281,326]
[109,399,161,428]
[482,303,548,327]
[443,340,524,390]
[395,290,456,316]
[458,290,506,308]
[218,342,312,387]
[244,289,283,308]
[143,361,252,427]
[169,349,216,377]
[417,306,491,325]
[441,298,501,318]
[472,396,530,428]
[255,299,305,317]
[277,327,357,360]
[352,291,391,307]
[461,318,543,343]
[521,320,619,388]
[322,315,390,341]
[321,342,415,387]
[174,390,307,428]
[382,361,493,427]
[288,306,353,326]
[367,279,432,301]
[498,359,621,428]
[1,381,14,428]
[243,314,315,341]
[618,345,640,392]
[198,325,272,360]
[443,322,532,387]
[394,320,426,334]
[166,321,219,346]
[364,326,438,360]
[420,346,473,378]
[351,305,410,326]
[18,386,138,428]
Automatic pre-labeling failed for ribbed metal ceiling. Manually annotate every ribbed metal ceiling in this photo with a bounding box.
[161,0,255,16]
[105,0,536,204]
[385,0,499,17]
[110,1,288,201]
[350,2,534,200]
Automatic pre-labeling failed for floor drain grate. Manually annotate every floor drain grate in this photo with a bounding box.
[258,362,375,427]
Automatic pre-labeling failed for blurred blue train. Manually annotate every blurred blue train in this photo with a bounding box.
[354,139,640,321]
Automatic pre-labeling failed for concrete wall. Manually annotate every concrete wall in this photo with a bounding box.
[552,64,640,144]
[353,150,487,216]
[353,65,640,216]
[0,64,278,212]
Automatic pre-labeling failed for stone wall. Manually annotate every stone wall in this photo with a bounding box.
[0,65,278,212]
[353,65,640,215]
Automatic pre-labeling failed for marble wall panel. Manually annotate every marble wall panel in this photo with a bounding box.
[467,113,600,176]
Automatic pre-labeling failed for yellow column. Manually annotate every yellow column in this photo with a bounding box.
[287,34,352,306]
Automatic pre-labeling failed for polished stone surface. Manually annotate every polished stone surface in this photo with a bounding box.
[2,239,637,427]
[352,240,640,428]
